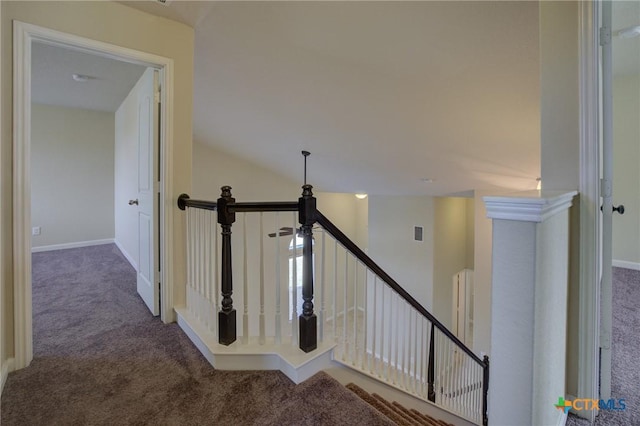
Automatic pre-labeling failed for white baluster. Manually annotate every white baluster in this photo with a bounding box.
[291,212,298,346]
[203,210,210,330]
[214,212,219,316]
[259,212,265,345]
[342,251,348,362]
[361,268,369,371]
[275,212,281,344]
[242,213,249,344]
[319,230,326,342]
[371,275,377,375]
[332,239,338,343]
[186,208,192,312]
[352,258,358,367]
[387,288,393,383]
[196,209,202,320]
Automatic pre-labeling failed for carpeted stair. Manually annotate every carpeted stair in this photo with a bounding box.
[346,383,454,426]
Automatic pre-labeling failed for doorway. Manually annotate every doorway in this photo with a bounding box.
[13,21,175,370]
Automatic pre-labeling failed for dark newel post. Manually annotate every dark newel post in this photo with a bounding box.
[482,355,489,426]
[427,322,436,402]
[218,186,236,345]
[298,184,317,352]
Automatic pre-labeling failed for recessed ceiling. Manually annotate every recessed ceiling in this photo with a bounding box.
[31,42,147,112]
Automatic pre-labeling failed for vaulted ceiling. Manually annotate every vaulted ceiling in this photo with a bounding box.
[43,1,640,197]
[188,2,541,196]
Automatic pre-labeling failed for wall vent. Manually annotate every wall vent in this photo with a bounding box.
[414,226,424,242]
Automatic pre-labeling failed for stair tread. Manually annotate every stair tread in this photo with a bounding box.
[346,382,454,426]
[371,393,422,426]
[346,383,416,426]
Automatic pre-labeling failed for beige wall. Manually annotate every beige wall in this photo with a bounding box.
[193,141,300,202]
[612,74,640,265]
[193,141,366,247]
[473,190,493,356]
[368,195,434,311]
[432,197,472,329]
[31,105,115,249]
[1,1,193,370]
[540,1,580,192]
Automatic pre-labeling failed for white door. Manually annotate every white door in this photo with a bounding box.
[136,68,160,316]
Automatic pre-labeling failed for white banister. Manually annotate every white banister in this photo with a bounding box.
[182,202,488,425]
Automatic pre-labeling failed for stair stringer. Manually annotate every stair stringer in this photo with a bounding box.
[323,362,477,426]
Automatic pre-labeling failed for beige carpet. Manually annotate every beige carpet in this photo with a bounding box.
[1,244,393,426]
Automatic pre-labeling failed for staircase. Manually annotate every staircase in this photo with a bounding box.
[347,383,454,426]
[176,183,489,425]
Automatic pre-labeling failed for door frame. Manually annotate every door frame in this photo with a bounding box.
[12,21,175,369]
[578,0,601,421]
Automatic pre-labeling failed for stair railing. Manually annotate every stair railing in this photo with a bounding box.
[178,186,489,425]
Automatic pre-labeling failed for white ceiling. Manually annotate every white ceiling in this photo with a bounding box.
[39,1,640,197]
[32,42,147,112]
[189,2,541,196]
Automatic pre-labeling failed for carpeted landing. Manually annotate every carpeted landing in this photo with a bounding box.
[1,244,395,425]
[566,267,640,426]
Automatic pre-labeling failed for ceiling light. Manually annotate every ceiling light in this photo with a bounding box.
[355,193,367,200]
[617,25,640,39]
[72,74,90,82]
[420,178,435,183]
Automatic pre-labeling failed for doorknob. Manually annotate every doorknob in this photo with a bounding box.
[601,204,625,214]
[128,199,139,206]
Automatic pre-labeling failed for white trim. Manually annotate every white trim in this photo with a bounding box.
[31,239,114,253]
[114,239,138,270]
[612,260,640,271]
[577,1,601,422]
[13,21,33,371]
[483,190,578,222]
[1,358,15,396]
[12,21,176,370]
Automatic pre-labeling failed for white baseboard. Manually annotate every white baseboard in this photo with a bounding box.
[612,259,640,271]
[31,238,114,253]
[1,357,15,396]
[114,239,138,270]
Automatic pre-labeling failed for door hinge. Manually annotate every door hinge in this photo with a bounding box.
[600,178,612,198]
[600,26,611,46]
[154,89,161,104]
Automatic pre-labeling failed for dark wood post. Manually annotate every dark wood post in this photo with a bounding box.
[217,186,236,345]
[482,355,489,426]
[427,322,436,402]
[298,184,317,352]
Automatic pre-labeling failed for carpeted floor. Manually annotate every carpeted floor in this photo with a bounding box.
[1,244,394,426]
[566,267,640,426]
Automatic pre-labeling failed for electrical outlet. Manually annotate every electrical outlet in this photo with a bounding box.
[32,226,41,236]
